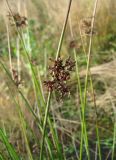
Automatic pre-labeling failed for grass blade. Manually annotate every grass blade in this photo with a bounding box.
[0,129,20,160]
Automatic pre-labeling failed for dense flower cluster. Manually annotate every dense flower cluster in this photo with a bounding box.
[44,57,75,98]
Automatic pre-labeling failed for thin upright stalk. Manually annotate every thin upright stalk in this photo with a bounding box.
[40,0,73,159]
[16,1,21,82]
[56,0,73,60]
[109,90,116,160]
[83,0,99,105]
[16,35,21,82]
[112,122,116,160]
[77,10,101,160]
[69,15,90,159]
[81,0,99,159]
[40,92,51,160]
[6,23,13,78]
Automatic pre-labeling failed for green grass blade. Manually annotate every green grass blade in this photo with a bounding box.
[0,129,20,160]
[9,93,33,160]
[19,91,54,160]
[112,121,116,160]
[0,154,5,160]
[0,60,59,159]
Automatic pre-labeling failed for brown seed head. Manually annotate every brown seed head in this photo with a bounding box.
[8,12,28,28]
[44,57,75,99]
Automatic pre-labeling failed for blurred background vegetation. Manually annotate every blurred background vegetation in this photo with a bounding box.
[0,0,116,159]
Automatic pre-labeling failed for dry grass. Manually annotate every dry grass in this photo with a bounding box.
[0,0,116,125]
[80,60,116,78]
[0,0,116,31]
[79,60,116,113]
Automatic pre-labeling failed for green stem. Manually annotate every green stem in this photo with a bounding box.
[82,0,99,159]
[40,0,73,159]
[40,92,51,160]
[56,0,73,60]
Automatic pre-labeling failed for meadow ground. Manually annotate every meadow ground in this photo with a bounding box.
[0,0,116,159]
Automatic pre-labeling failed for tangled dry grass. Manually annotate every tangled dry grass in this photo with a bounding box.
[80,59,116,112]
